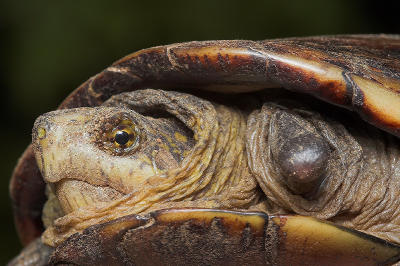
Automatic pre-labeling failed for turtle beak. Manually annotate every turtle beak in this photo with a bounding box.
[31,109,93,181]
[51,209,400,265]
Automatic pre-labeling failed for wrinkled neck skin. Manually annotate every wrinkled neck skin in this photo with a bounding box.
[247,100,400,245]
[34,90,260,247]
[34,89,400,247]
[333,126,400,245]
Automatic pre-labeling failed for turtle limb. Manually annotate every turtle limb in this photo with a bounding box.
[246,98,400,245]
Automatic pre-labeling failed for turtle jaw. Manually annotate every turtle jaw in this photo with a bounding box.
[32,108,126,215]
[54,179,123,213]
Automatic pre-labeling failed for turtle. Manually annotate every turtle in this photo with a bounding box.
[8,34,400,266]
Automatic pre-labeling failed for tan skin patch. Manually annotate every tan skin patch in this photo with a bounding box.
[34,89,259,246]
[174,132,188,143]
[33,87,400,259]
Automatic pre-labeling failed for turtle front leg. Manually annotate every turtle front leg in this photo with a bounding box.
[247,99,400,247]
[8,238,54,266]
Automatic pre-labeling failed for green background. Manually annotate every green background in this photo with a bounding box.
[0,0,398,263]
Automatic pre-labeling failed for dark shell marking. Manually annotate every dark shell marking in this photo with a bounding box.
[10,35,400,246]
[50,209,400,266]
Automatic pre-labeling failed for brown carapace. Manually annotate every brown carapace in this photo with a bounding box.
[9,35,400,266]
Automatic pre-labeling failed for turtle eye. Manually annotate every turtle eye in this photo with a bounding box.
[114,130,130,145]
[110,120,138,150]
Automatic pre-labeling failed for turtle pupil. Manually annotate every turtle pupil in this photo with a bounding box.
[115,131,130,145]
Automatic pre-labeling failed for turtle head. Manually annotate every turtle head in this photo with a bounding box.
[31,89,256,247]
[32,103,193,215]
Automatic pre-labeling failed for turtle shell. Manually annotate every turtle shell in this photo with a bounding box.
[10,34,400,246]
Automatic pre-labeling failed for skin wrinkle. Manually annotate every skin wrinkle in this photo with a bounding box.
[248,101,400,244]
[250,105,331,215]
[210,109,233,193]
[192,109,228,198]
[198,105,249,198]
[315,120,362,214]
[38,90,259,246]
[33,89,400,248]
[248,103,367,217]
[359,154,400,242]
[345,128,391,228]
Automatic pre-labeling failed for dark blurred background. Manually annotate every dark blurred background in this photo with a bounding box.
[0,0,398,263]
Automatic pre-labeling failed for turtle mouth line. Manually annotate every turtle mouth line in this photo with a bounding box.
[54,179,124,214]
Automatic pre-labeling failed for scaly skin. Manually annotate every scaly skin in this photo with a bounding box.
[33,88,400,249]
[12,88,400,265]
[247,98,400,245]
[33,89,260,246]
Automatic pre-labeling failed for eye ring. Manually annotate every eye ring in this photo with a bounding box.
[110,119,139,151]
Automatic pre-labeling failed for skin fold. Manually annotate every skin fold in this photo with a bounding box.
[9,35,400,265]
[31,88,400,248]
[33,89,259,246]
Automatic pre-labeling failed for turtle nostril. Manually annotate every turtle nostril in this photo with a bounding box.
[37,127,47,139]
[33,114,53,141]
